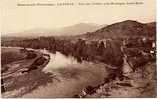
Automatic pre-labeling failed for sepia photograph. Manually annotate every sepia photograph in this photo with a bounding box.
[1,0,156,98]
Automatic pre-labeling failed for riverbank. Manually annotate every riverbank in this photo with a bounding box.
[1,47,51,97]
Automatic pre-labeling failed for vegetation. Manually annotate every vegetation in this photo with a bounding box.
[1,48,27,65]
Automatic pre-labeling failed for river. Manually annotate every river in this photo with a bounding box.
[2,47,109,98]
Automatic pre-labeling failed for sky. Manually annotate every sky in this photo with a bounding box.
[1,0,156,34]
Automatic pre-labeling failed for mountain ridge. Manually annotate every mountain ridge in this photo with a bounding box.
[79,20,156,39]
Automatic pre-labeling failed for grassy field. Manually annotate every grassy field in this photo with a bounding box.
[1,47,27,65]
[1,47,28,73]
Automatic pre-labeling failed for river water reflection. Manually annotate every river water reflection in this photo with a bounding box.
[40,50,78,72]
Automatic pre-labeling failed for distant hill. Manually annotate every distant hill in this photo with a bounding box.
[79,20,156,39]
[3,23,104,37]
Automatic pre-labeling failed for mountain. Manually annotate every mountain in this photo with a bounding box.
[80,20,156,39]
[4,23,104,37]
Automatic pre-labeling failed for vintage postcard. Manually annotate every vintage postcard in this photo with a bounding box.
[1,0,156,98]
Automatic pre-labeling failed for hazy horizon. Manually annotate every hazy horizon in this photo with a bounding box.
[2,22,101,35]
[1,0,156,35]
